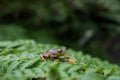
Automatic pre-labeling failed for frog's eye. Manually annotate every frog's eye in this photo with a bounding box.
[57,49,62,53]
[58,49,61,51]
[58,49,62,52]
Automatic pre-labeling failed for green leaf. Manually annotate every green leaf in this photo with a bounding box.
[106,76,120,80]
[81,72,105,80]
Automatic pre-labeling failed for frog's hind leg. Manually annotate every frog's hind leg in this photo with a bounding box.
[40,54,46,61]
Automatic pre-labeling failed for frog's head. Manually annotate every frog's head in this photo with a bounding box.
[57,47,67,55]
[61,47,67,52]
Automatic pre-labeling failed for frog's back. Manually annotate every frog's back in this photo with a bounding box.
[47,49,57,54]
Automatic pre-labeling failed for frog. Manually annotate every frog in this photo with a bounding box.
[40,47,77,64]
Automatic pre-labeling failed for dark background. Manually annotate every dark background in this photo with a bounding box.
[0,0,120,64]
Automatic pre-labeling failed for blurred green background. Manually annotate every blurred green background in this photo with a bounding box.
[0,0,120,64]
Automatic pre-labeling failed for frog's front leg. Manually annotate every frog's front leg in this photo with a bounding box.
[64,54,77,64]
[64,54,70,59]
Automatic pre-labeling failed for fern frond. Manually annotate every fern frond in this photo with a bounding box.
[0,40,120,80]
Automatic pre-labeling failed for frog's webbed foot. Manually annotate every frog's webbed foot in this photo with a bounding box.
[67,59,77,64]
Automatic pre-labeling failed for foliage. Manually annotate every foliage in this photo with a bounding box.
[0,25,27,40]
[0,40,120,80]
